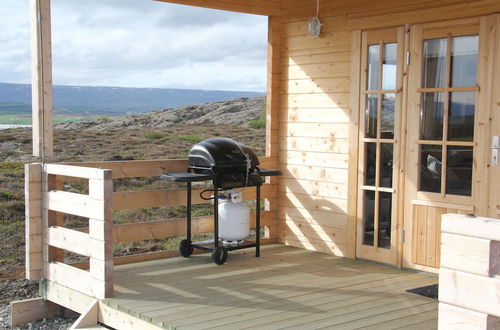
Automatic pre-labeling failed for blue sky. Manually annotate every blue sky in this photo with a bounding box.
[0,0,268,91]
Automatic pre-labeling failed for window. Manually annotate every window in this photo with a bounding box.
[417,35,478,196]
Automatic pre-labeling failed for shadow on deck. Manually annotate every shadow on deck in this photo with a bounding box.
[105,245,438,329]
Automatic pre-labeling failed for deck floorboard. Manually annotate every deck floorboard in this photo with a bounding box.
[106,245,438,329]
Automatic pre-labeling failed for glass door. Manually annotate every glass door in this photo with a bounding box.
[403,19,486,270]
[356,27,404,265]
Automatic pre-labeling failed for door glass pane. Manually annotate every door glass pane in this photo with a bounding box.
[381,93,395,139]
[422,38,447,88]
[365,143,377,186]
[380,143,393,188]
[368,45,380,90]
[446,146,473,196]
[365,94,378,138]
[451,35,478,87]
[448,92,475,141]
[378,192,392,249]
[382,43,397,90]
[419,145,442,193]
[420,92,444,140]
[363,190,375,246]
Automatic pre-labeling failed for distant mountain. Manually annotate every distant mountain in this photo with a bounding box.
[0,82,264,115]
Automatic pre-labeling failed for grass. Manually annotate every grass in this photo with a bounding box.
[0,114,114,125]
[0,162,26,278]
[0,115,32,125]
[177,134,203,143]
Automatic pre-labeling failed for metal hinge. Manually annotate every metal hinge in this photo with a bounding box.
[406,51,410,65]
[402,229,406,243]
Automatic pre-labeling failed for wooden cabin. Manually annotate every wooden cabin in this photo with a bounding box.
[17,0,500,328]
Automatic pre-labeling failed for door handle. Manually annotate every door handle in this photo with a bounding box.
[493,136,499,167]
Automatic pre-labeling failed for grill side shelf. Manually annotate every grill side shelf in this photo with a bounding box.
[160,169,281,183]
[160,172,213,182]
[258,169,281,177]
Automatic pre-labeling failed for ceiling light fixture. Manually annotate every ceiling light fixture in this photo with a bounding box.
[308,0,323,38]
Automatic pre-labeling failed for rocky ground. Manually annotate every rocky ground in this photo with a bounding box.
[57,96,265,131]
[0,96,265,328]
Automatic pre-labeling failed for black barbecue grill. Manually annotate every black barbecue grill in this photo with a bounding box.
[161,138,281,265]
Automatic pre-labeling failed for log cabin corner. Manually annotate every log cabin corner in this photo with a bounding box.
[16,0,500,328]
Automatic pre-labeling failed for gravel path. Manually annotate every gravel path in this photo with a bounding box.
[0,280,77,329]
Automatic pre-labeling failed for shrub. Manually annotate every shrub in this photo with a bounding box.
[248,109,266,129]
[145,131,165,139]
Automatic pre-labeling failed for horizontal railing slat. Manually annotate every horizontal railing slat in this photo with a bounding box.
[44,191,105,220]
[112,211,276,243]
[47,226,91,257]
[44,164,111,180]
[46,262,94,297]
[61,157,278,179]
[112,183,277,210]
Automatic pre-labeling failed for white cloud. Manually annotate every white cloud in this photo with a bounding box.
[0,0,268,91]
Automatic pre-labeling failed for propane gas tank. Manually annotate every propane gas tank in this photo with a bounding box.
[218,190,250,242]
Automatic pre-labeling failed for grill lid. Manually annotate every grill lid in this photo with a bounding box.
[188,138,259,170]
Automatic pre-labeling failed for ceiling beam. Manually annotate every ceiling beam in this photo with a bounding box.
[154,0,281,16]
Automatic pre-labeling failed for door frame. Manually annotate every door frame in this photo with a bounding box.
[352,15,498,270]
[354,26,406,266]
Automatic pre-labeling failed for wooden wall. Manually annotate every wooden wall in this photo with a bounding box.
[276,0,500,258]
[278,8,351,256]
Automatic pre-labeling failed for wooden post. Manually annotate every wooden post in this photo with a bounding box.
[346,30,362,259]
[266,15,281,159]
[25,164,43,280]
[88,171,114,299]
[30,0,53,158]
[265,16,281,241]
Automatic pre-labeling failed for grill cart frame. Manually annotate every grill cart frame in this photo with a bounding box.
[161,169,280,265]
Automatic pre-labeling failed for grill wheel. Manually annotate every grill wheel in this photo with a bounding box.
[179,239,193,258]
[211,247,228,265]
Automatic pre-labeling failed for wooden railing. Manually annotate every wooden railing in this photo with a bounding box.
[26,163,113,299]
[25,158,278,299]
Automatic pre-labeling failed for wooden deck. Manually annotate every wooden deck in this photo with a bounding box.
[104,245,438,329]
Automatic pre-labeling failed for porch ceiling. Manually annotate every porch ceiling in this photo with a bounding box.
[153,0,281,16]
